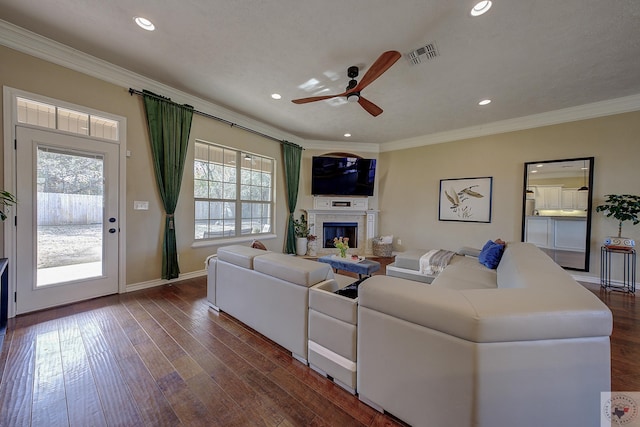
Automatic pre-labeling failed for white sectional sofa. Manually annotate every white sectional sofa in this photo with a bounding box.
[357,242,613,427]
[207,245,336,363]
[206,242,612,427]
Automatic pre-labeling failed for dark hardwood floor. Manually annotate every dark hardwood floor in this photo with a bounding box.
[0,258,637,426]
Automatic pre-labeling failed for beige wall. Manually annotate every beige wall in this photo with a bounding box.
[377,112,640,278]
[0,45,288,285]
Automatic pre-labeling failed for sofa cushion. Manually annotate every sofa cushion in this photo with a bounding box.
[497,242,572,290]
[432,256,497,290]
[394,249,428,271]
[217,245,268,269]
[254,253,331,287]
[478,240,505,269]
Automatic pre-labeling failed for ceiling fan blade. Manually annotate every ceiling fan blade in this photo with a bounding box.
[354,50,402,92]
[291,92,346,104]
[358,96,383,117]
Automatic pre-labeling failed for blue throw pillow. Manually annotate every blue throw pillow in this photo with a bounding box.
[478,240,505,269]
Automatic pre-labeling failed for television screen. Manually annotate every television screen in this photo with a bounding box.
[311,156,376,196]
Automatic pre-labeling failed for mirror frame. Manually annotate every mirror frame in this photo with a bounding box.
[521,156,594,271]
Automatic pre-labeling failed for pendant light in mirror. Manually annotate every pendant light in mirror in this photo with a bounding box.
[578,160,589,191]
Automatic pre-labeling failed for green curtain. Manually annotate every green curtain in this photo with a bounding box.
[282,141,303,254]
[142,90,194,279]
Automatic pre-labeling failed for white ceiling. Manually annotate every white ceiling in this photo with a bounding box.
[1,0,640,145]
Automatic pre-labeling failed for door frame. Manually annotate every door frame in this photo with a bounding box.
[2,87,127,319]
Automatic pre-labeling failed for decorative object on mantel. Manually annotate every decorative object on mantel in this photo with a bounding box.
[306,235,318,257]
[334,236,350,258]
[293,214,312,255]
[596,194,640,249]
[0,190,17,222]
[439,177,493,223]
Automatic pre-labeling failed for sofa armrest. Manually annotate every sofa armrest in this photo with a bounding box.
[456,246,481,257]
[358,275,612,343]
[359,276,478,339]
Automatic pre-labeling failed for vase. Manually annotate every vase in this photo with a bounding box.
[604,236,635,249]
[295,237,308,256]
[307,240,317,257]
[339,247,347,258]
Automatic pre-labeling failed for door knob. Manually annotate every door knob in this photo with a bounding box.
[109,217,116,223]
[108,228,117,233]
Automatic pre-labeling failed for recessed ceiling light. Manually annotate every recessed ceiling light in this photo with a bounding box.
[134,17,155,31]
[478,99,491,106]
[471,1,492,16]
[271,93,282,100]
[536,164,544,168]
[344,133,351,138]
[531,170,538,173]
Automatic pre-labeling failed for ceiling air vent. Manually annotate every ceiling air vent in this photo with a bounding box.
[406,42,439,66]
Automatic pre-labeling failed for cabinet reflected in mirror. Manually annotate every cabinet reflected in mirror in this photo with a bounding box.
[521,157,594,271]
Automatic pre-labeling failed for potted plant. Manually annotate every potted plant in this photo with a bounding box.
[595,194,640,247]
[0,190,17,222]
[293,214,312,256]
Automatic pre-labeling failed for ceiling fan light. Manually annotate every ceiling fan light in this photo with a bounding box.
[347,93,359,103]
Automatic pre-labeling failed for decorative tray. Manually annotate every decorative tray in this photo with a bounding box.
[330,255,365,263]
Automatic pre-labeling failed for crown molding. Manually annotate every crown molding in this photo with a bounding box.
[380,93,640,152]
[301,139,380,153]
[0,19,302,145]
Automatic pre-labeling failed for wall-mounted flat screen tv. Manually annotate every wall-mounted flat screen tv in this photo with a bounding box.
[311,156,377,196]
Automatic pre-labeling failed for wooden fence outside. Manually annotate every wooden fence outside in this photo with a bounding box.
[37,192,103,225]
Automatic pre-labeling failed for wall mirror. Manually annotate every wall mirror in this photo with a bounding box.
[521,157,594,271]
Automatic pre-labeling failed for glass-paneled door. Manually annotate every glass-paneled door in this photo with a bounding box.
[15,127,119,314]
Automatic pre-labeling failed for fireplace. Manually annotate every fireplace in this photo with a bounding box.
[306,196,379,256]
[323,222,358,248]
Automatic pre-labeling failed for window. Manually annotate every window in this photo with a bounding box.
[17,97,119,141]
[194,141,274,240]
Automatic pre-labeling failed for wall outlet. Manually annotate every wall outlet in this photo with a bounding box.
[133,200,149,210]
[397,239,402,246]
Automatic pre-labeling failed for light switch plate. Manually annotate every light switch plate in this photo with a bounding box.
[134,201,149,210]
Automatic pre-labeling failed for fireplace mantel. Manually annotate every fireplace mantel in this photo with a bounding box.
[306,197,379,255]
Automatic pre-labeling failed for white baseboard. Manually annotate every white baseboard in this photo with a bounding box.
[571,273,639,289]
[359,394,384,413]
[571,273,600,284]
[291,353,308,366]
[126,269,206,292]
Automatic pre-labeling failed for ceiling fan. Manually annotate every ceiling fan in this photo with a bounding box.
[291,50,402,117]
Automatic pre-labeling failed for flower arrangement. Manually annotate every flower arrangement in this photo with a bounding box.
[333,236,349,258]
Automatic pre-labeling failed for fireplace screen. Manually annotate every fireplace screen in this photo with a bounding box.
[323,222,358,248]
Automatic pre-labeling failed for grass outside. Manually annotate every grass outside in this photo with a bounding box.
[38,224,102,269]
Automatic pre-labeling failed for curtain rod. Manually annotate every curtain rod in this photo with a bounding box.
[129,88,302,148]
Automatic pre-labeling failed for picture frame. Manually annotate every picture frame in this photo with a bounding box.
[439,177,493,223]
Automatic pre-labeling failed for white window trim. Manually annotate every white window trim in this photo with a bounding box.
[192,139,276,246]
